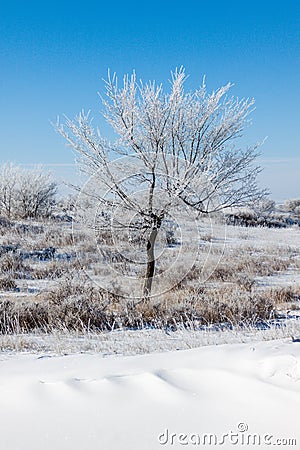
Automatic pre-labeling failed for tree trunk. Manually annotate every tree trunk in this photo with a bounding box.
[143,226,159,299]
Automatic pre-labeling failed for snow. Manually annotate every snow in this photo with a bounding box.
[0,339,299,449]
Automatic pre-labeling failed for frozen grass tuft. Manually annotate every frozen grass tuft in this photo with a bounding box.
[0,276,291,334]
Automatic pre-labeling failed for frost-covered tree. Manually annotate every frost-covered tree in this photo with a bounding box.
[56,68,267,297]
[284,198,300,213]
[0,163,18,219]
[0,164,57,219]
[17,168,57,219]
[253,198,275,218]
[294,206,300,218]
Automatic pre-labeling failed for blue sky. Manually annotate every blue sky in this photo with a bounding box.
[1,0,299,200]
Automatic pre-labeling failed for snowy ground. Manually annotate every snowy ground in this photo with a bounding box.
[1,219,300,448]
[0,338,299,450]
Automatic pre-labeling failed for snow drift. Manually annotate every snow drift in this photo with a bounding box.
[0,339,299,449]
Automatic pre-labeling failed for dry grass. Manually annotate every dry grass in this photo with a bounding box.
[0,277,279,334]
[31,259,83,280]
[0,253,22,273]
[0,276,17,291]
[263,286,300,307]
[0,216,299,336]
[208,255,291,281]
[168,251,292,291]
[0,252,30,275]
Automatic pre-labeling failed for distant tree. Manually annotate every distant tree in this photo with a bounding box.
[284,198,300,213]
[17,168,57,219]
[0,164,57,220]
[294,206,300,219]
[56,68,267,298]
[0,163,18,219]
[253,199,275,218]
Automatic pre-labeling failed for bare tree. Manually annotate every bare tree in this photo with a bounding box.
[0,163,57,220]
[0,163,18,219]
[253,198,275,218]
[17,168,57,219]
[56,68,267,297]
[284,198,300,213]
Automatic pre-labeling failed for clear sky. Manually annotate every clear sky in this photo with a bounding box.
[1,0,299,201]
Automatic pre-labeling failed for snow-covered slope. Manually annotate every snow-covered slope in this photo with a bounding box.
[0,339,299,449]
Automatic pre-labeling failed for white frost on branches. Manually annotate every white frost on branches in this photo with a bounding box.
[55,68,268,296]
[56,67,267,226]
[0,163,57,219]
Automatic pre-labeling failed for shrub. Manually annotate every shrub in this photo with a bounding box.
[0,252,30,278]
[0,277,17,291]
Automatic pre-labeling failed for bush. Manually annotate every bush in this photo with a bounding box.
[0,277,17,291]
[0,252,31,280]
